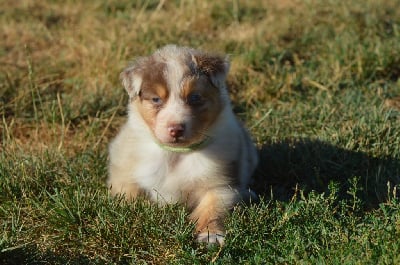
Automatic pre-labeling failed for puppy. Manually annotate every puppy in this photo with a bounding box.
[107,45,258,245]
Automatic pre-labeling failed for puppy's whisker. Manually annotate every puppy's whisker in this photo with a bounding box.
[198,131,211,138]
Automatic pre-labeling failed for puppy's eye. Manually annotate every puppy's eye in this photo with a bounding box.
[151,97,162,105]
[187,93,204,106]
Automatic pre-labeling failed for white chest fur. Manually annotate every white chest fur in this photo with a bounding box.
[134,147,223,204]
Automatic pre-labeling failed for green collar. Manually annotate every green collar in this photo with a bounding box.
[156,137,211,153]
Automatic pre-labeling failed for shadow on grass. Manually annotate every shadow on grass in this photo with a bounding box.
[253,138,400,208]
[0,245,93,265]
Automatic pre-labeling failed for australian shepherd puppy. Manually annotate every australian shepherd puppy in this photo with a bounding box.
[107,45,258,245]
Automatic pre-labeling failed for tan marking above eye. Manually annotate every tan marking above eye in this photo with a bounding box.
[181,75,213,98]
[140,83,169,102]
[153,84,168,100]
[181,77,197,99]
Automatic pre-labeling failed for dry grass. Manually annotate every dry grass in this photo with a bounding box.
[4,0,394,147]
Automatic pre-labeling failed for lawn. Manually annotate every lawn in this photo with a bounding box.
[1,0,400,264]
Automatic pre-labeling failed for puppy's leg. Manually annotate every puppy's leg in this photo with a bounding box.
[190,189,235,245]
[108,164,141,200]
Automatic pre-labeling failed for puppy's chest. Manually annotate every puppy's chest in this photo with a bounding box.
[134,151,216,202]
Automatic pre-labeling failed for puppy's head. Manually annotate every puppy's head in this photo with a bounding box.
[121,45,230,148]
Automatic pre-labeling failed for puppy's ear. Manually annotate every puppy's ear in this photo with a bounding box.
[192,53,230,89]
[120,65,142,99]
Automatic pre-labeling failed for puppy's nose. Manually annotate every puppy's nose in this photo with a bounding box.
[168,124,185,138]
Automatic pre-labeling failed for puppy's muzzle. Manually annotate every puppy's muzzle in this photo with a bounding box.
[168,123,185,139]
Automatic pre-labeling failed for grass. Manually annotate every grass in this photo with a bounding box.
[1,0,400,263]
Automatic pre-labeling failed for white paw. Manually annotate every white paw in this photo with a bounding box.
[197,232,225,245]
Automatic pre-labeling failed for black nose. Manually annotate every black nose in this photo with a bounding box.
[168,124,185,138]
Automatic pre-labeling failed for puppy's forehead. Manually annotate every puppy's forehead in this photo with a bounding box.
[164,58,193,91]
[141,59,166,85]
[141,50,198,97]
[139,60,169,98]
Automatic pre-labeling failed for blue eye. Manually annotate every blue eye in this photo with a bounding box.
[151,97,162,104]
[187,93,203,106]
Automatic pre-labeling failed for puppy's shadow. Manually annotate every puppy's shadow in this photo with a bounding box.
[252,138,400,208]
[0,245,94,265]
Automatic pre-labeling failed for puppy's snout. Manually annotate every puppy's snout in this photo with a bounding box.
[168,124,185,138]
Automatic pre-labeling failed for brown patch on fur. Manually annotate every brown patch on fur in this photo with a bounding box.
[153,83,168,100]
[194,54,227,77]
[135,100,158,131]
[134,60,169,130]
[189,189,225,235]
[181,76,197,99]
[139,60,168,98]
[181,75,224,141]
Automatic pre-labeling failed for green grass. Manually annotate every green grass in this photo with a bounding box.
[1,0,400,264]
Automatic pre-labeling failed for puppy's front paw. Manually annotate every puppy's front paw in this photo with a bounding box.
[197,231,225,245]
